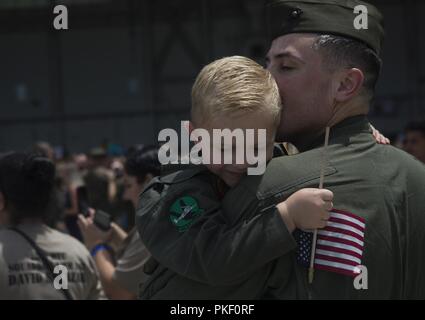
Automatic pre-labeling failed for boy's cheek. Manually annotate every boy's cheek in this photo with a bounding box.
[205,163,224,175]
[220,170,246,187]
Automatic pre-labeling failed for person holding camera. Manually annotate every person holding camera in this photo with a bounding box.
[77,146,160,299]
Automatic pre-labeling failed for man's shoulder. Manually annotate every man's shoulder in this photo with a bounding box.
[222,147,331,207]
[269,147,323,167]
[239,142,425,201]
[380,145,425,182]
[381,144,424,167]
[258,148,336,198]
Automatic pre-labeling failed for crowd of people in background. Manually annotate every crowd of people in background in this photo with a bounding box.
[29,142,160,234]
[0,141,161,299]
[403,120,425,164]
[0,119,424,300]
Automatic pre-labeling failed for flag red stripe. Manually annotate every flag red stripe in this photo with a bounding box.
[316,244,363,260]
[308,209,365,279]
[331,209,365,223]
[318,235,364,250]
[328,217,365,232]
[323,226,364,241]
[315,254,360,266]
[314,264,360,278]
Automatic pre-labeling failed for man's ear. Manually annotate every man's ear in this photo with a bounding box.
[334,68,365,103]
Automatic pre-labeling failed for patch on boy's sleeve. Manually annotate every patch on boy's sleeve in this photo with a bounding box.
[169,196,204,232]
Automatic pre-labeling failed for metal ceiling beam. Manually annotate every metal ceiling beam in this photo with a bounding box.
[0,108,189,126]
[0,0,250,34]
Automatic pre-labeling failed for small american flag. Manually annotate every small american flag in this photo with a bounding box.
[293,209,366,277]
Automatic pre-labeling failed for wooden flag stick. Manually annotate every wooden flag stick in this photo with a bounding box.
[308,126,330,284]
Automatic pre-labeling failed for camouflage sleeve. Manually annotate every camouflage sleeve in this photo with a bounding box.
[136,173,296,286]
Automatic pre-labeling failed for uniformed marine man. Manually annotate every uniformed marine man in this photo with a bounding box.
[137,56,335,299]
[137,0,425,299]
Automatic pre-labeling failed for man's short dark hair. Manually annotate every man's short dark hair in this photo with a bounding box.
[312,34,383,100]
[405,120,425,136]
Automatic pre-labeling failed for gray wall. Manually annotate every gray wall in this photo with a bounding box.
[0,0,424,153]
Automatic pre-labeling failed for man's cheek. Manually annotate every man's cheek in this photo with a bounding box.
[275,77,289,95]
[266,146,274,160]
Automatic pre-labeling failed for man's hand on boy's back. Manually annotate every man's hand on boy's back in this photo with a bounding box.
[277,188,333,232]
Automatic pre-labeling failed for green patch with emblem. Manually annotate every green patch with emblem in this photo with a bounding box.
[169,196,204,232]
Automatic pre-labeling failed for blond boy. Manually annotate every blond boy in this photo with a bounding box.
[136,56,333,299]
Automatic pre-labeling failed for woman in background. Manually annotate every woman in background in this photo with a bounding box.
[0,152,103,300]
[78,145,160,299]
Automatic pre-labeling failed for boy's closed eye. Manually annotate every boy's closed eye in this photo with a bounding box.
[280,65,295,71]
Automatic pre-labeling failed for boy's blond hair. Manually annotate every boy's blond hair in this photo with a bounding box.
[191,56,281,126]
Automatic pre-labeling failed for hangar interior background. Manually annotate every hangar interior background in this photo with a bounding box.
[0,0,424,153]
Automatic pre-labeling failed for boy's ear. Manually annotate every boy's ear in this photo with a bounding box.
[188,121,195,135]
[187,121,203,144]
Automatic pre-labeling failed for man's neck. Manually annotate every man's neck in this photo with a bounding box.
[328,97,369,128]
[297,115,370,152]
[289,129,325,153]
[291,98,369,152]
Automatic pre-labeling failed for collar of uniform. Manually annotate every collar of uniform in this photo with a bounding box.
[273,143,289,157]
[301,115,372,151]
